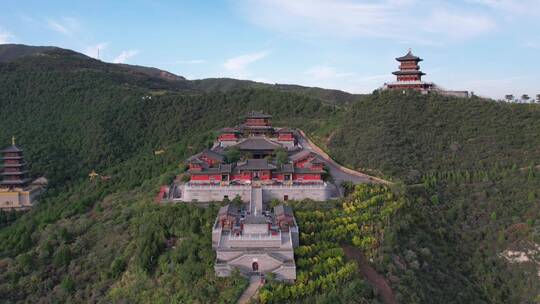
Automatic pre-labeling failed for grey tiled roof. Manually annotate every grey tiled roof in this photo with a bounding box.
[186,149,225,163]
[190,163,234,174]
[237,124,275,131]
[218,204,238,216]
[243,215,268,224]
[236,159,277,171]
[294,167,324,174]
[203,149,225,161]
[277,128,294,133]
[311,158,325,164]
[392,70,425,76]
[289,150,313,162]
[245,111,272,119]
[219,127,240,134]
[396,50,422,62]
[277,163,294,173]
[1,145,22,153]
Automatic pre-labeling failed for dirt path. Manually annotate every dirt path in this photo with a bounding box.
[342,245,397,304]
[237,275,263,304]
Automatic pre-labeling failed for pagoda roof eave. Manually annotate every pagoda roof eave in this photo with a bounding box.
[396,57,423,62]
[1,156,24,160]
[392,70,425,76]
[395,50,423,62]
[1,170,29,176]
[1,145,23,153]
[1,162,27,167]
[0,178,32,186]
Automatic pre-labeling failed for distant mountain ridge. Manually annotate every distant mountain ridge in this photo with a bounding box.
[0,44,364,105]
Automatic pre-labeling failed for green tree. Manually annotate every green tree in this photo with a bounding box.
[225,147,241,163]
[275,148,288,165]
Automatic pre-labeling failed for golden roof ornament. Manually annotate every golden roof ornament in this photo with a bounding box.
[89,170,99,179]
[11,135,16,146]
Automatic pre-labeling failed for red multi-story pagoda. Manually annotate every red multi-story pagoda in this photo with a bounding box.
[385,49,434,92]
[1,137,31,189]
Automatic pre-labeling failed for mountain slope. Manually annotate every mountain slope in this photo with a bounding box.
[0,45,538,303]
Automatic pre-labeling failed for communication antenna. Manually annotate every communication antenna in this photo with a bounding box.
[97,48,100,60]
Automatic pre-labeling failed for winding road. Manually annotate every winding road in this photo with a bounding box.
[296,130,391,186]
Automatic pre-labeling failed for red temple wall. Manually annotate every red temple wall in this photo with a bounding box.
[399,62,419,69]
[231,173,251,181]
[294,173,321,180]
[218,134,237,141]
[278,134,294,141]
[273,173,285,181]
[397,75,421,82]
[191,175,212,181]
[260,171,272,180]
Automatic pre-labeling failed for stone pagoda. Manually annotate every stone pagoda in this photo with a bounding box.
[0,137,46,210]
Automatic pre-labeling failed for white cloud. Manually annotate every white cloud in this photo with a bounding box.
[522,41,540,49]
[223,51,269,71]
[47,17,80,35]
[237,0,496,43]
[83,42,108,59]
[113,50,139,63]
[222,51,269,78]
[0,28,14,44]
[305,65,353,80]
[424,10,495,39]
[469,0,540,15]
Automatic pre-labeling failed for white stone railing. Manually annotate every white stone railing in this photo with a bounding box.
[263,183,327,189]
[184,183,327,190]
[228,233,281,241]
[185,184,251,190]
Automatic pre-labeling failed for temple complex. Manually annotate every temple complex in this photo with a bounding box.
[156,112,382,281]
[157,112,336,281]
[160,112,331,203]
[0,137,46,210]
[383,49,469,98]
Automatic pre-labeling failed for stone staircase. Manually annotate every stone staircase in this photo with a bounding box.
[249,186,263,214]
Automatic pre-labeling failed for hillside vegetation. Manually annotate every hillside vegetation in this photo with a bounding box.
[0,45,539,303]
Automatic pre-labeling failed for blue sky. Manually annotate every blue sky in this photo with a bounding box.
[0,0,539,98]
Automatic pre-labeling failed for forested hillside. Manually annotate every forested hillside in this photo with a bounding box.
[0,45,538,303]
